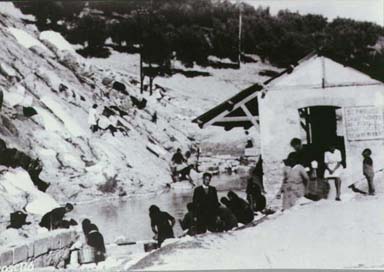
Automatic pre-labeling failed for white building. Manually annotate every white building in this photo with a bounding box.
[194,54,384,193]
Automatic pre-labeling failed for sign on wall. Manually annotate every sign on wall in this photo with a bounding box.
[344,106,384,140]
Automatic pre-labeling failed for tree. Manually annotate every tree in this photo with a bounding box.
[174,25,211,67]
[74,15,109,54]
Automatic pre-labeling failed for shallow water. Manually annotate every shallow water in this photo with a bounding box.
[72,174,247,243]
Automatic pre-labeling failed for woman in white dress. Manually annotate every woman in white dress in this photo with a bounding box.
[324,145,343,201]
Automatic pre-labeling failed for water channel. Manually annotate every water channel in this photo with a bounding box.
[72,174,247,244]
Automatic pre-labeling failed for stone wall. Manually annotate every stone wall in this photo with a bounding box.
[0,229,78,269]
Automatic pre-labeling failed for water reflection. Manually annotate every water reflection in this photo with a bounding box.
[72,174,246,243]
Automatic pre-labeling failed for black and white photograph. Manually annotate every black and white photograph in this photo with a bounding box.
[0,0,383,270]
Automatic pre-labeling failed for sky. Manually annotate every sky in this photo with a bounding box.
[240,0,384,26]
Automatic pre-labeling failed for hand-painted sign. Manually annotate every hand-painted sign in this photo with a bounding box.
[345,106,384,140]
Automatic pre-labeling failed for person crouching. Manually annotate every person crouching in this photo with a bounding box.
[149,205,175,247]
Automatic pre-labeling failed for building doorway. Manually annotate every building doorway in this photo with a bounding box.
[299,106,346,177]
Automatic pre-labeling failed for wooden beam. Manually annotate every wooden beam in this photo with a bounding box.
[219,116,259,122]
[300,121,307,130]
[201,91,260,128]
[241,104,259,127]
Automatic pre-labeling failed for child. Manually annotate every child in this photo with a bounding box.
[362,148,375,195]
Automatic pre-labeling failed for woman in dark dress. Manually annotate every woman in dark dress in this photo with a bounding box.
[149,205,176,247]
[81,219,106,264]
[225,191,254,224]
[246,179,266,212]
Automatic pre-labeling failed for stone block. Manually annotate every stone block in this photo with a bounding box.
[32,255,45,268]
[50,233,63,250]
[45,248,70,268]
[61,230,78,248]
[0,249,13,267]
[27,242,34,259]
[12,245,28,264]
[34,237,50,257]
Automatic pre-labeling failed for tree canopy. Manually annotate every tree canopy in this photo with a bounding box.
[16,0,384,80]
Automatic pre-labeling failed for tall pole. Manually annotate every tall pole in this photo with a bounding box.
[140,42,143,94]
[138,8,144,94]
[237,0,242,69]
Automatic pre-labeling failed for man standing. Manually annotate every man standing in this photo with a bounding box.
[192,172,219,233]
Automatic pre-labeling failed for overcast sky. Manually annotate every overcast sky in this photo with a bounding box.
[240,0,384,26]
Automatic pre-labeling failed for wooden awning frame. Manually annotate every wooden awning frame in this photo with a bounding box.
[192,52,318,130]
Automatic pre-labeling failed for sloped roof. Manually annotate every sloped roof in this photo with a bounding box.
[269,55,380,89]
[193,54,383,130]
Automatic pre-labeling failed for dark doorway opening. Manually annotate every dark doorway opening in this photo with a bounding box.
[299,106,346,177]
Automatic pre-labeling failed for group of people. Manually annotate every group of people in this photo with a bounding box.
[6,202,106,266]
[170,147,199,184]
[278,138,377,210]
[150,171,267,247]
[0,139,49,192]
[40,204,106,265]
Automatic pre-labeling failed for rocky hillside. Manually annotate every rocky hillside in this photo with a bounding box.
[0,3,280,223]
[0,6,201,211]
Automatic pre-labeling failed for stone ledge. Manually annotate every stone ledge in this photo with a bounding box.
[12,245,28,264]
[0,229,78,268]
[34,236,50,257]
[0,249,13,267]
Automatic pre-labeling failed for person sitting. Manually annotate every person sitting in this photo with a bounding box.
[179,203,198,236]
[216,206,238,231]
[149,205,175,247]
[246,179,266,213]
[222,191,254,225]
[39,203,75,231]
[324,144,343,201]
